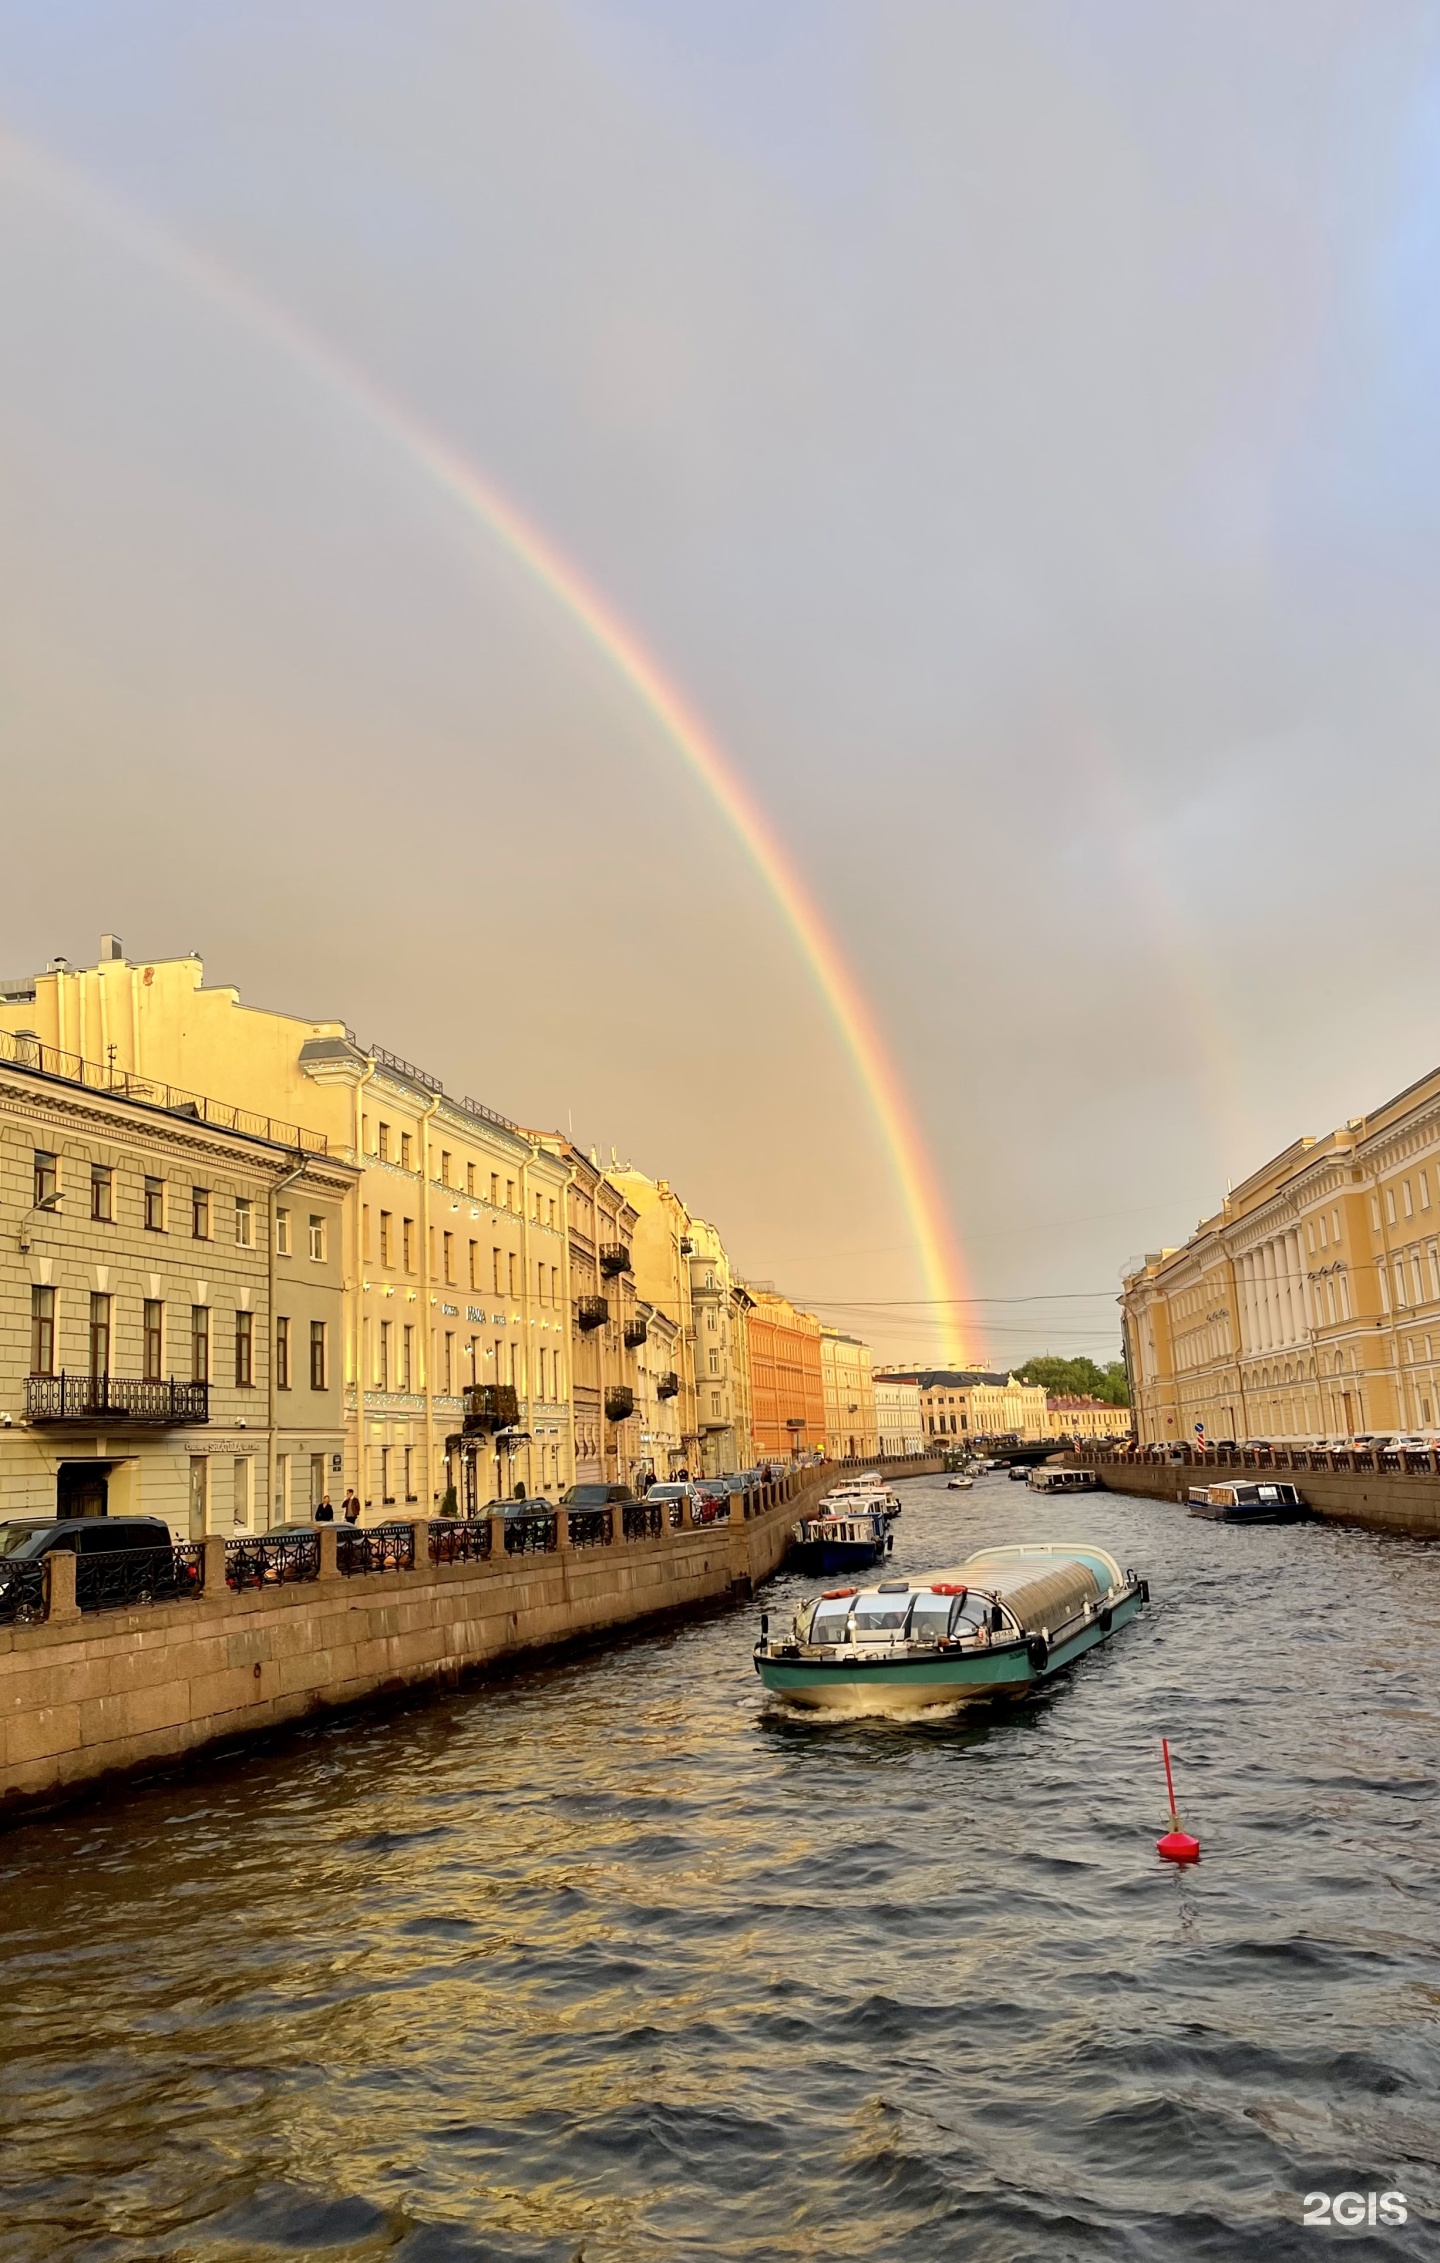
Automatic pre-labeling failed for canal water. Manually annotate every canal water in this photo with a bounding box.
[1,1477,1437,2261]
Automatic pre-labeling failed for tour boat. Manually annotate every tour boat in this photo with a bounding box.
[788,1507,893,1574]
[754,1542,1148,1714]
[824,1478,902,1519]
[1027,1466,1101,1493]
[1187,1480,1311,1524]
[946,1473,974,1490]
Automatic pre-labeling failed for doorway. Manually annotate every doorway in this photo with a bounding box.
[57,1463,110,1519]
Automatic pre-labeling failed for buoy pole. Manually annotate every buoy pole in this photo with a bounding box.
[1156,1737,1201,1863]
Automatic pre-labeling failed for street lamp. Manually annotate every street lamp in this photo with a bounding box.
[17,1190,61,1252]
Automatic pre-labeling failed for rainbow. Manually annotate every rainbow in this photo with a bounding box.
[0,125,969,1349]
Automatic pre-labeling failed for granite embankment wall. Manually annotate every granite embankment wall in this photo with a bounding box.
[0,1459,942,1817]
[1076,1453,1440,1539]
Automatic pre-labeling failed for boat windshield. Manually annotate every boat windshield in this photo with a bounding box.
[809,1598,855,1644]
[851,1595,910,1635]
[906,1593,956,1642]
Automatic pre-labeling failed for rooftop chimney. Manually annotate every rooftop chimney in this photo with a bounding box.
[100,935,123,962]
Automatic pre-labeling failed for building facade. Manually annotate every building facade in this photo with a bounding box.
[879,1368,1048,1442]
[747,1290,826,1460]
[532,1140,640,1487]
[630,1300,684,1485]
[686,1218,748,1475]
[873,1373,923,1458]
[0,1031,352,1535]
[820,1329,878,1460]
[0,949,573,1511]
[611,1170,699,1471]
[1046,1394,1129,1441]
[1122,1065,1440,1446]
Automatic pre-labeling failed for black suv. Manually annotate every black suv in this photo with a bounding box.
[559,1483,635,1507]
[0,1517,184,1615]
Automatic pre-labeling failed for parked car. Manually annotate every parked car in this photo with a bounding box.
[560,1484,635,1507]
[0,1516,181,1613]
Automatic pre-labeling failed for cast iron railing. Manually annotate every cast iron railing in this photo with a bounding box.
[76,1543,205,1614]
[337,1523,415,1575]
[428,1519,493,1564]
[504,1512,558,1555]
[462,1383,521,1434]
[576,1296,609,1332]
[599,1244,632,1278]
[568,1508,613,1548]
[26,1375,211,1426]
[623,1502,662,1541]
[623,1318,648,1347]
[605,1387,635,1422]
[227,1532,320,1588]
[656,1371,680,1399]
[0,1028,326,1152]
[0,1560,48,1625]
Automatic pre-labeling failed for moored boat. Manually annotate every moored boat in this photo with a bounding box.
[1187,1480,1311,1524]
[1027,1466,1100,1492]
[755,1542,1148,1714]
[788,1507,893,1574]
[824,1479,902,1520]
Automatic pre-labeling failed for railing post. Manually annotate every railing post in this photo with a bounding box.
[411,1518,432,1572]
[203,1533,229,1596]
[47,1548,81,1625]
[317,1525,340,1581]
[488,1513,506,1561]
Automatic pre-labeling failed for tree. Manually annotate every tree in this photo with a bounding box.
[1014,1354,1130,1407]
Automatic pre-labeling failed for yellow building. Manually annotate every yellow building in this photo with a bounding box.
[1122,1062,1440,1445]
[610,1170,700,1470]
[879,1368,1048,1443]
[531,1139,641,1487]
[0,947,573,1510]
[874,1373,923,1457]
[0,1027,353,1534]
[820,1328,878,1460]
[1046,1394,1129,1442]
[686,1218,749,1475]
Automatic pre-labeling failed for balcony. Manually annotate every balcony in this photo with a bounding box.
[623,1317,648,1348]
[25,1375,210,1427]
[599,1244,632,1279]
[679,1236,694,1256]
[605,1386,635,1422]
[656,1371,680,1400]
[462,1383,521,1435]
[577,1295,609,1332]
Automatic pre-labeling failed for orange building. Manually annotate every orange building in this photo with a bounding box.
[746,1291,826,1459]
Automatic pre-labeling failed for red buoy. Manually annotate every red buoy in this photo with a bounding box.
[1156,1737,1201,1863]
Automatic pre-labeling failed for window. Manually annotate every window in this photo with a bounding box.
[708,1350,720,1375]
[401,1324,414,1390]
[1333,1208,1341,1244]
[443,1332,454,1393]
[466,1162,476,1196]
[143,1299,164,1383]
[191,1306,210,1384]
[275,1207,292,1256]
[379,1210,393,1265]
[30,1287,55,1376]
[533,1191,541,1223]
[402,1217,415,1272]
[144,1175,165,1231]
[404,1445,416,1501]
[1423,1171,1432,1211]
[469,1241,479,1290]
[505,1180,515,1211]
[710,1392,721,1416]
[1319,1214,1328,1249]
[1386,1188,1397,1227]
[362,1205,372,1260]
[507,1251,517,1297]
[89,1293,111,1378]
[551,1267,559,1307]
[235,1309,254,1387]
[400,1131,413,1171]
[308,1214,326,1262]
[548,1199,556,1229]
[233,1457,250,1532]
[378,1319,391,1389]
[493,1247,502,1293]
[310,1320,328,1391]
[235,1196,253,1247]
[361,1113,369,1153]
[538,1260,546,1303]
[192,1187,211,1239]
[441,1150,452,1187]
[276,1315,292,1390]
[1404,1181,1415,1219]
[490,1173,500,1205]
[33,1150,57,1209]
[381,1445,394,1504]
[378,1121,391,1162]
[90,1163,114,1222]
[443,1231,455,1283]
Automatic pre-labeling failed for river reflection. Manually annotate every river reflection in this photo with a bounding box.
[0,1479,1436,2260]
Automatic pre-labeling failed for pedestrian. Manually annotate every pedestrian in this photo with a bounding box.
[314,1493,335,1522]
[342,1492,362,1526]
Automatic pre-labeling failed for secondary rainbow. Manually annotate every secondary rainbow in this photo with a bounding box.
[0,125,969,1344]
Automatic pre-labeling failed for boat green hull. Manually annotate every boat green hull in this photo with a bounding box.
[756,1588,1143,1713]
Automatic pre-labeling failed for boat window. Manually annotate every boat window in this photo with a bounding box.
[851,1595,910,1634]
[906,1594,957,1642]
[809,1599,854,1644]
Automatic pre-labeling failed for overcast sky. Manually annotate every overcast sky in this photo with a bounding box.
[2,1,1438,1365]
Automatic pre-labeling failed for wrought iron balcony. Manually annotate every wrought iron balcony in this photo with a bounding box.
[599,1244,632,1278]
[577,1295,609,1332]
[605,1386,635,1422]
[25,1374,210,1427]
[679,1236,694,1256]
[623,1317,648,1348]
[462,1383,521,1434]
[656,1370,680,1400]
